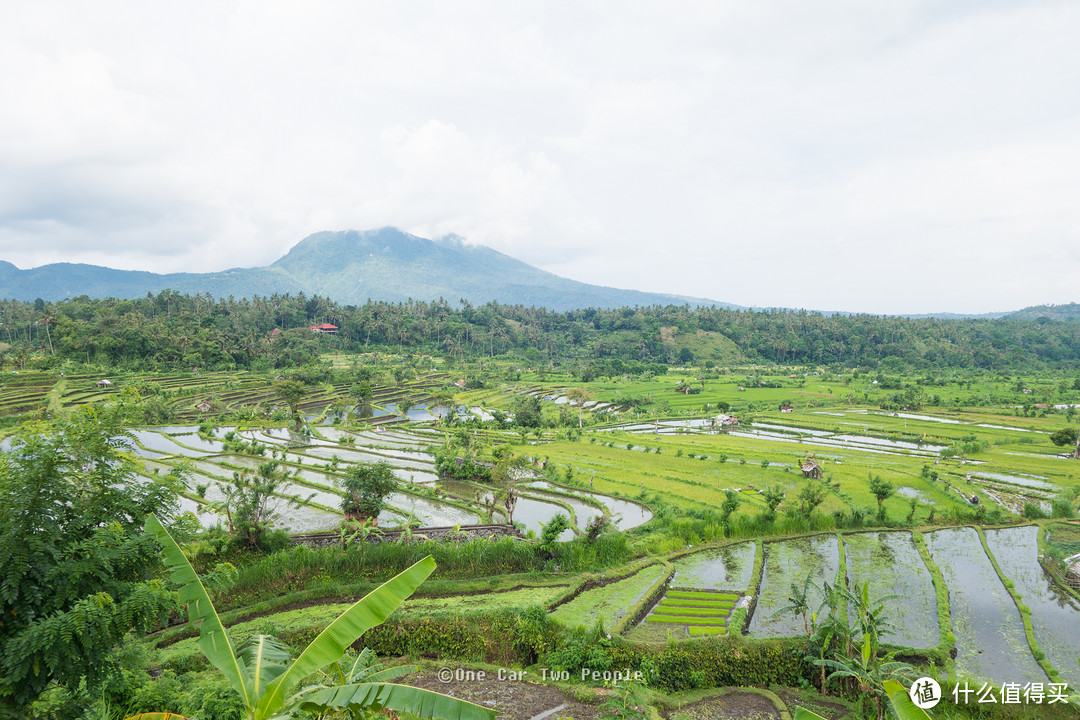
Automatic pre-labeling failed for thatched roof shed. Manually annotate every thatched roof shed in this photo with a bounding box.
[1065,553,1080,589]
[800,452,823,479]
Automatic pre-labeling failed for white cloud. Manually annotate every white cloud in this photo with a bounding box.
[0,0,1078,312]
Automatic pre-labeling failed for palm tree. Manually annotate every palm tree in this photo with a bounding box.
[303,647,438,719]
[807,579,849,694]
[144,515,493,720]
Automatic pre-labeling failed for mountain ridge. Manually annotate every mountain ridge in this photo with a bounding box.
[0,227,1072,318]
[0,227,737,311]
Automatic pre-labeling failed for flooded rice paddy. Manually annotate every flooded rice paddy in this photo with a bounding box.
[925,528,1046,685]
[673,542,756,592]
[842,532,938,649]
[748,535,841,638]
[984,526,1080,689]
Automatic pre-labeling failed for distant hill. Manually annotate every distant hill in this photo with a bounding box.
[897,310,1008,320]
[1005,303,1080,321]
[0,227,737,311]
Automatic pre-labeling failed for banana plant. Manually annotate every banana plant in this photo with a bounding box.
[812,632,916,720]
[794,679,934,719]
[294,647,425,720]
[145,514,494,720]
[771,571,815,636]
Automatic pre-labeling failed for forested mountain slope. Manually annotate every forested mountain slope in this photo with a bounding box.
[0,228,732,311]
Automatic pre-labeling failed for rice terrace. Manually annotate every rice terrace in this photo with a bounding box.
[2,295,1080,720]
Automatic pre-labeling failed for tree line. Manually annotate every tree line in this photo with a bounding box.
[3,291,1080,372]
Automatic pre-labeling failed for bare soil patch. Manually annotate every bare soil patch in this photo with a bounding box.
[663,692,779,720]
[774,689,851,720]
[401,669,603,720]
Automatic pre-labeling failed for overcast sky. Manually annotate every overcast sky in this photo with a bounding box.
[3,1,1079,314]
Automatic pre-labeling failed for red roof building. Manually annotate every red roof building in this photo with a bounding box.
[311,323,338,334]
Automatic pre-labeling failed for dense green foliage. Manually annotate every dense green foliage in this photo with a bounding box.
[219,534,633,612]
[361,608,811,691]
[0,411,178,713]
[217,461,304,549]
[340,461,399,521]
[7,290,1080,373]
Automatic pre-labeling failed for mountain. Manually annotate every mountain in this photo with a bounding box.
[0,228,737,311]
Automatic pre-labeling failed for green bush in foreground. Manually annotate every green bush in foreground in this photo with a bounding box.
[144,515,493,720]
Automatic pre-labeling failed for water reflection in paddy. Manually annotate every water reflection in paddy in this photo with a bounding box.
[984,526,1080,690]
[925,527,1045,685]
[674,541,756,591]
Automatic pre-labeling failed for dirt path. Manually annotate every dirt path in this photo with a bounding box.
[47,377,67,416]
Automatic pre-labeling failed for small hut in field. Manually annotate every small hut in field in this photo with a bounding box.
[1065,553,1080,590]
[96,379,113,389]
[196,400,213,413]
[800,453,823,479]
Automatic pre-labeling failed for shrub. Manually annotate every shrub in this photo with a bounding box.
[1023,502,1049,520]
[1051,498,1077,519]
[341,461,398,520]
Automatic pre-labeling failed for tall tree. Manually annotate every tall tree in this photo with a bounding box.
[868,475,894,519]
[0,411,178,712]
[273,378,308,430]
[565,387,594,429]
[490,453,531,524]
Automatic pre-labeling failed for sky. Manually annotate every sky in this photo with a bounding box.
[2,1,1079,315]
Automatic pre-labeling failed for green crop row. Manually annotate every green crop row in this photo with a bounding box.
[652,595,738,608]
[912,530,957,683]
[647,614,727,626]
[658,604,734,615]
[688,626,725,637]
[666,590,737,601]
[658,597,733,608]
[653,605,730,617]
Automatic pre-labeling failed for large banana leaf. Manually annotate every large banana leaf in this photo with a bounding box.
[359,665,419,683]
[237,634,292,699]
[884,680,934,720]
[294,682,497,720]
[793,709,829,720]
[254,555,437,718]
[145,514,251,708]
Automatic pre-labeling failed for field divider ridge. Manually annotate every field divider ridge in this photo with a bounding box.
[911,530,956,682]
[976,526,1059,684]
